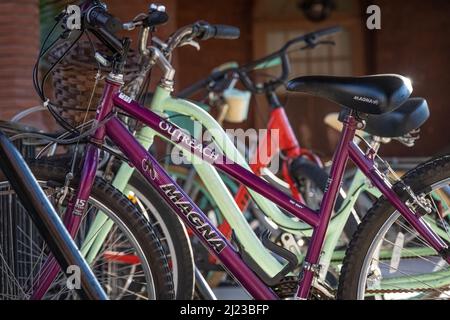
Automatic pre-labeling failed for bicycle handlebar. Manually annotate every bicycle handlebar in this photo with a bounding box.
[82,1,170,56]
[195,23,240,40]
[240,26,342,93]
[144,5,169,27]
[177,26,341,97]
[165,21,240,54]
[82,1,125,54]
[86,5,122,34]
[81,1,240,75]
[281,26,341,52]
[177,68,232,98]
[80,2,336,96]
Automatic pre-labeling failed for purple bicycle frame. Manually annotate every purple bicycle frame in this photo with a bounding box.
[33,77,449,300]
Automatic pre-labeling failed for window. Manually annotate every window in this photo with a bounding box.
[265,28,353,78]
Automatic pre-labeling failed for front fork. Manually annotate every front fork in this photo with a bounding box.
[31,144,100,299]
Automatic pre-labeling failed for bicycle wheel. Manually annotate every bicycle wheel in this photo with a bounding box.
[338,155,450,300]
[126,172,195,299]
[0,161,174,300]
[38,151,195,299]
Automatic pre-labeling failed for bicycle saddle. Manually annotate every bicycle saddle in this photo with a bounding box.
[286,74,412,114]
[363,97,429,138]
[324,98,429,138]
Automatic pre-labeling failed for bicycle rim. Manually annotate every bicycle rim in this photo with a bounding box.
[357,178,450,300]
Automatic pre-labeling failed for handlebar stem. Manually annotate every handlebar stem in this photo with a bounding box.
[149,47,175,90]
[266,90,282,109]
[139,26,151,56]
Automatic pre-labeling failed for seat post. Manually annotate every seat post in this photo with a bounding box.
[342,110,362,136]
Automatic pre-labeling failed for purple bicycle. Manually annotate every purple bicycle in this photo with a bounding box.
[5,1,450,300]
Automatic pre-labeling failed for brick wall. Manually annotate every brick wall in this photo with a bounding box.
[0,0,40,121]
[369,0,450,157]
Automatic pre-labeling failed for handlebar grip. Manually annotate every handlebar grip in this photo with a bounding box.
[195,22,240,40]
[211,25,240,40]
[86,6,122,34]
[84,5,124,54]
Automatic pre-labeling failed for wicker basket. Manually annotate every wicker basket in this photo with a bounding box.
[49,40,141,127]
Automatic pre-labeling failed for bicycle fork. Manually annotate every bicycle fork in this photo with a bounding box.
[30,144,101,299]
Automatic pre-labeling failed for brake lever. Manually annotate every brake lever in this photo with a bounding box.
[300,40,335,50]
[179,39,200,51]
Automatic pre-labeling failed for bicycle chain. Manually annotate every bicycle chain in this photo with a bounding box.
[366,286,447,294]
[365,257,448,295]
[271,277,298,299]
[271,277,334,300]
[273,278,448,296]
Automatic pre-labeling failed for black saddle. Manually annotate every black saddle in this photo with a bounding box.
[337,97,429,138]
[286,74,412,114]
[363,98,429,138]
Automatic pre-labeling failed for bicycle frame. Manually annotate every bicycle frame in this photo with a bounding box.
[11,94,384,285]
[33,75,450,300]
[107,89,308,278]
[111,86,374,279]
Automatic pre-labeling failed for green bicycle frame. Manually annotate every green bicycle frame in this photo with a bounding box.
[81,84,450,291]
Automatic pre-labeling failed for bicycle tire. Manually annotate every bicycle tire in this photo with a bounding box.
[0,160,174,299]
[127,172,195,299]
[36,151,195,299]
